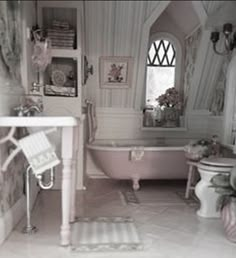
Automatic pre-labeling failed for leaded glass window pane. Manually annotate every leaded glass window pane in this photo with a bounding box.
[147,40,176,67]
[146,39,176,106]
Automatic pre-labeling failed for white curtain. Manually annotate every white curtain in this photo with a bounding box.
[0,1,22,84]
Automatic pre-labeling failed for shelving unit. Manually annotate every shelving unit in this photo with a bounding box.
[44,57,78,97]
[37,1,83,117]
[35,1,86,191]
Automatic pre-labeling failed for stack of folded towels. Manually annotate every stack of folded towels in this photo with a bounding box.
[47,20,76,49]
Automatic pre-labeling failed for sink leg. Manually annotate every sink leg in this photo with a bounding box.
[60,127,73,246]
[22,166,38,234]
[70,159,77,222]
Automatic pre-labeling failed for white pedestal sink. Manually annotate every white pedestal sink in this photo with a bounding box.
[0,115,80,246]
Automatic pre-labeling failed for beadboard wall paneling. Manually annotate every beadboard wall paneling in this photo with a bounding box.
[95,108,208,140]
[207,116,223,140]
[84,1,161,108]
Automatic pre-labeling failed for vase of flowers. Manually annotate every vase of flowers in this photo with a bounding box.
[156,87,182,127]
[183,139,212,161]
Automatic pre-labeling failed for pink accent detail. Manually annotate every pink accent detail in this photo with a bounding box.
[86,100,97,143]
[222,199,236,242]
[87,143,188,189]
[132,175,140,191]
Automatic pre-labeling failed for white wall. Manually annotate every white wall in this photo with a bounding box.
[83,1,214,148]
[84,1,160,109]
[150,10,185,46]
[95,108,208,140]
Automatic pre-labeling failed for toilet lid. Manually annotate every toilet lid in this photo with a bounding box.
[200,157,236,167]
[197,163,233,173]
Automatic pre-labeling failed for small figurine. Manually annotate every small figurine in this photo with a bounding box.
[211,135,221,157]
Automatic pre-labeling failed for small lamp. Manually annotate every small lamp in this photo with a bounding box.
[206,2,236,56]
[210,23,236,56]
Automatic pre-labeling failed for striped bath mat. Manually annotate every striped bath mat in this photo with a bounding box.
[71,217,143,252]
[120,189,199,206]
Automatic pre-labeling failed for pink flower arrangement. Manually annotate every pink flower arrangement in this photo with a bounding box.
[156,87,182,110]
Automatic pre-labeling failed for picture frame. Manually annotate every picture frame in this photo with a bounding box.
[44,57,78,98]
[99,56,133,88]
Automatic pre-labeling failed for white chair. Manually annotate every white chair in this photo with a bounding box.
[185,160,199,199]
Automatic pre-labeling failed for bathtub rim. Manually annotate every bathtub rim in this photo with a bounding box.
[86,142,185,152]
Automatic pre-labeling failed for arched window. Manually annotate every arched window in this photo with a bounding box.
[145,35,181,107]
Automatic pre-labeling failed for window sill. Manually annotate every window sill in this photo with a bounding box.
[141,126,187,132]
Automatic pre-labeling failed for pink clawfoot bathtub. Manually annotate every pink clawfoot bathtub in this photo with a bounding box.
[87,140,188,190]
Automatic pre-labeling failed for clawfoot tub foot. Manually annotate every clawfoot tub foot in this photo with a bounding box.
[132,177,140,191]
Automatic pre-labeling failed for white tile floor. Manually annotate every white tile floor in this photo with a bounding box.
[0,179,236,258]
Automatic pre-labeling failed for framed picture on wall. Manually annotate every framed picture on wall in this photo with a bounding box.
[99,56,133,88]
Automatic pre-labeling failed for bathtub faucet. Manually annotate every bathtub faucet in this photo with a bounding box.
[14,104,42,117]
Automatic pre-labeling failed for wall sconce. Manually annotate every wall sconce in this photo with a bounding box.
[211,23,236,56]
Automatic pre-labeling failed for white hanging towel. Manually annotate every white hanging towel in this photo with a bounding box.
[18,131,60,176]
[87,101,97,143]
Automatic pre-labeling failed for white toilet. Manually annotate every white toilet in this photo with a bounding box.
[195,157,236,218]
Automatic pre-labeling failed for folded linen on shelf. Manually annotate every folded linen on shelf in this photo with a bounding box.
[52,20,70,30]
[45,85,76,96]
[46,20,76,49]
[50,38,74,42]
[51,40,74,46]
[47,30,75,48]
[47,30,75,37]
[51,46,74,49]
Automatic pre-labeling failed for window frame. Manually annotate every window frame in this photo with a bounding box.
[145,32,183,105]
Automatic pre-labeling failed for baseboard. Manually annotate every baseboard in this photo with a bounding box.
[0,195,26,245]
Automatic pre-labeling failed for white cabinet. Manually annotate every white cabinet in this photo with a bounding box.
[36,1,85,190]
[37,1,84,117]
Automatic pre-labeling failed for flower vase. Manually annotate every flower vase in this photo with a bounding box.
[221,197,236,243]
[163,107,179,128]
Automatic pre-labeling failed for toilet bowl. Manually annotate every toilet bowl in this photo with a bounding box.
[195,157,236,218]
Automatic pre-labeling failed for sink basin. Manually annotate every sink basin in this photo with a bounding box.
[0,116,79,147]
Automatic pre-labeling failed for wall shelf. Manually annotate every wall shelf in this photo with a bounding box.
[141,127,187,132]
[37,1,83,116]
[50,49,80,58]
[43,57,78,97]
